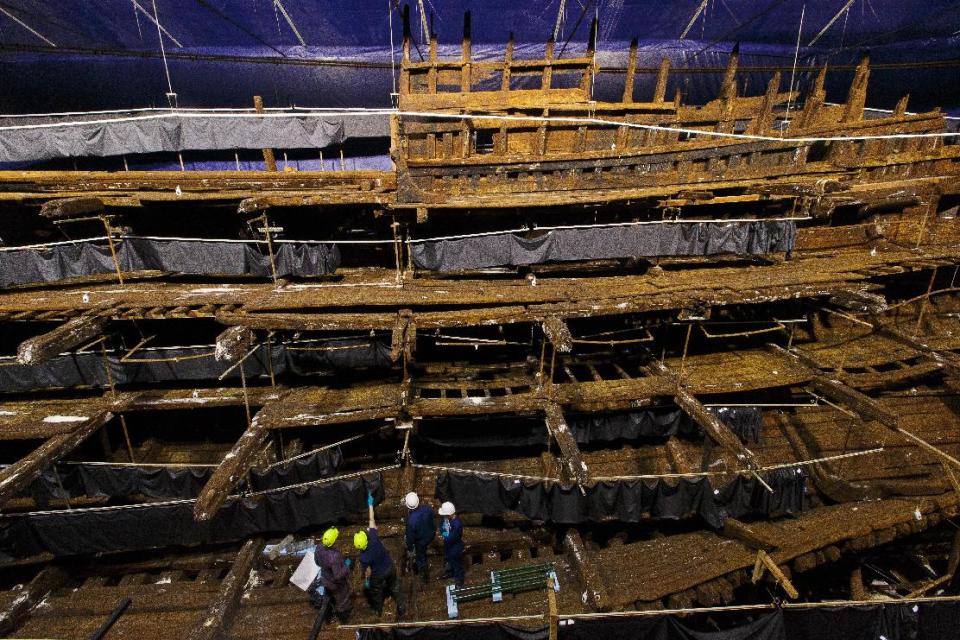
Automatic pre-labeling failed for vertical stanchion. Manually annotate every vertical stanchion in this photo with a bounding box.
[100,215,125,285]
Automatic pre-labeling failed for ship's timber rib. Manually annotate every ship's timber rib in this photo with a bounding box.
[38,196,104,219]
[877,324,960,375]
[563,529,611,612]
[543,402,589,485]
[193,417,269,521]
[17,313,108,365]
[770,342,960,473]
[0,565,69,635]
[646,358,759,469]
[185,538,264,640]
[0,411,113,506]
[214,326,255,362]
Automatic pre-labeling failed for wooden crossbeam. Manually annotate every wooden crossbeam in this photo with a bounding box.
[562,529,611,612]
[185,538,264,640]
[0,565,68,635]
[751,550,799,599]
[215,326,255,362]
[17,314,108,365]
[878,325,960,375]
[0,411,113,506]
[542,316,573,353]
[193,419,269,521]
[543,402,590,486]
[39,196,104,219]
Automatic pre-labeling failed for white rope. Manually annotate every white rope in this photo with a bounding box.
[0,234,393,253]
[407,216,811,244]
[149,0,175,98]
[0,236,111,252]
[782,3,805,134]
[0,109,956,144]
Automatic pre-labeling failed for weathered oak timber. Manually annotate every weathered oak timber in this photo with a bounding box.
[193,419,269,521]
[17,314,108,365]
[38,197,104,219]
[214,326,254,362]
[185,538,264,640]
[0,565,69,635]
[544,402,590,486]
[542,317,573,353]
[0,411,113,506]
[562,529,611,612]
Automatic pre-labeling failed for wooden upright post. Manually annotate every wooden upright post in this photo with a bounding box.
[461,11,472,93]
[253,96,277,172]
[622,37,638,102]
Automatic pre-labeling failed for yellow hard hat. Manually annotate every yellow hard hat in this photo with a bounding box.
[353,531,368,551]
[321,527,339,548]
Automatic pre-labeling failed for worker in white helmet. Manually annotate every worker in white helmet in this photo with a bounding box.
[438,501,464,586]
[403,491,435,583]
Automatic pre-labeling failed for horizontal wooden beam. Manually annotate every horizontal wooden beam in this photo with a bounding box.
[0,412,113,506]
[39,197,104,219]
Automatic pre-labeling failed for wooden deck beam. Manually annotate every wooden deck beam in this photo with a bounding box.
[0,411,113,506]
[17,314,108,365]
[0,565,69,635]
[544,402,590,486]
[185,538,264,640]
[193,418,269,521]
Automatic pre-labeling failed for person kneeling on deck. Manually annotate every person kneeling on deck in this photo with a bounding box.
[355,493,406,618]
[310,527,353,624]
[403,491,435,583]
[438,501,464,586]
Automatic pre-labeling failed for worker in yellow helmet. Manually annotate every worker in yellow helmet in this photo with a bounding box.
[308,526,353,623]
[354,492,406,618]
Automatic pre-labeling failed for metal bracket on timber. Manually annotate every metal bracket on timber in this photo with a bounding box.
[391,309,417,364]
[542,317,572,353]
[186,537,264,640]
[17,312,108,365]
[562,529,611,612]
[543,402,590,487]
[0,565,69,635]
[0,411,114,506]
[39,196,104,219]
[751,550,799,599]
[215,326,255,362]
[194,417,269,521]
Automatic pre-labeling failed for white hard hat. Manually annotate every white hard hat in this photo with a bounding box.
[438,501,456,516]
[404,492,420,510]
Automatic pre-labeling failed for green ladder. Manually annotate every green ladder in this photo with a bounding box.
[445,562,560,618]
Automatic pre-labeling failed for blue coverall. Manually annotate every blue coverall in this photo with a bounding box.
[404,504,435,577]
[441,515,465,585]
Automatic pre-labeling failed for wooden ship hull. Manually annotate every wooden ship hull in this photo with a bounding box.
[0,9,958,640]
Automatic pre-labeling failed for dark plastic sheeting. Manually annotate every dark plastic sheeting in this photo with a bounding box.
[434,467,807,527]
[1,473,383,558]
[0,338,391,393]
[0,112,390,163]
[0,237,341,288]
[409,221,796,271]
[417,407,761,449]
[363,602,942,640]
[24,448,343,505]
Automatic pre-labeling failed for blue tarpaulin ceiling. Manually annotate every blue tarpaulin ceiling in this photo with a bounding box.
[0,0,958,114]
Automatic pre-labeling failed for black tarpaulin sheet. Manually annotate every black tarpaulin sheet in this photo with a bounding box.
[361,624,548,640]
[360,601,959,640]
[918,600,960,640]
[435,467,807,526]
[409,221,796,271]
[1,473,383,557]
[24,448,342,503]
[0,237,340,288]
[782,605,917,640]
[0,338,390,393]
[0,112,390,163]
[417,407,760,449]
[435,473,725,528]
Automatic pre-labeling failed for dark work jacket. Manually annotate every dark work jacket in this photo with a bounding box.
[441,515,464,556]
[360,527,394,578]
[405,504,436,549]
[314,545,350,592]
